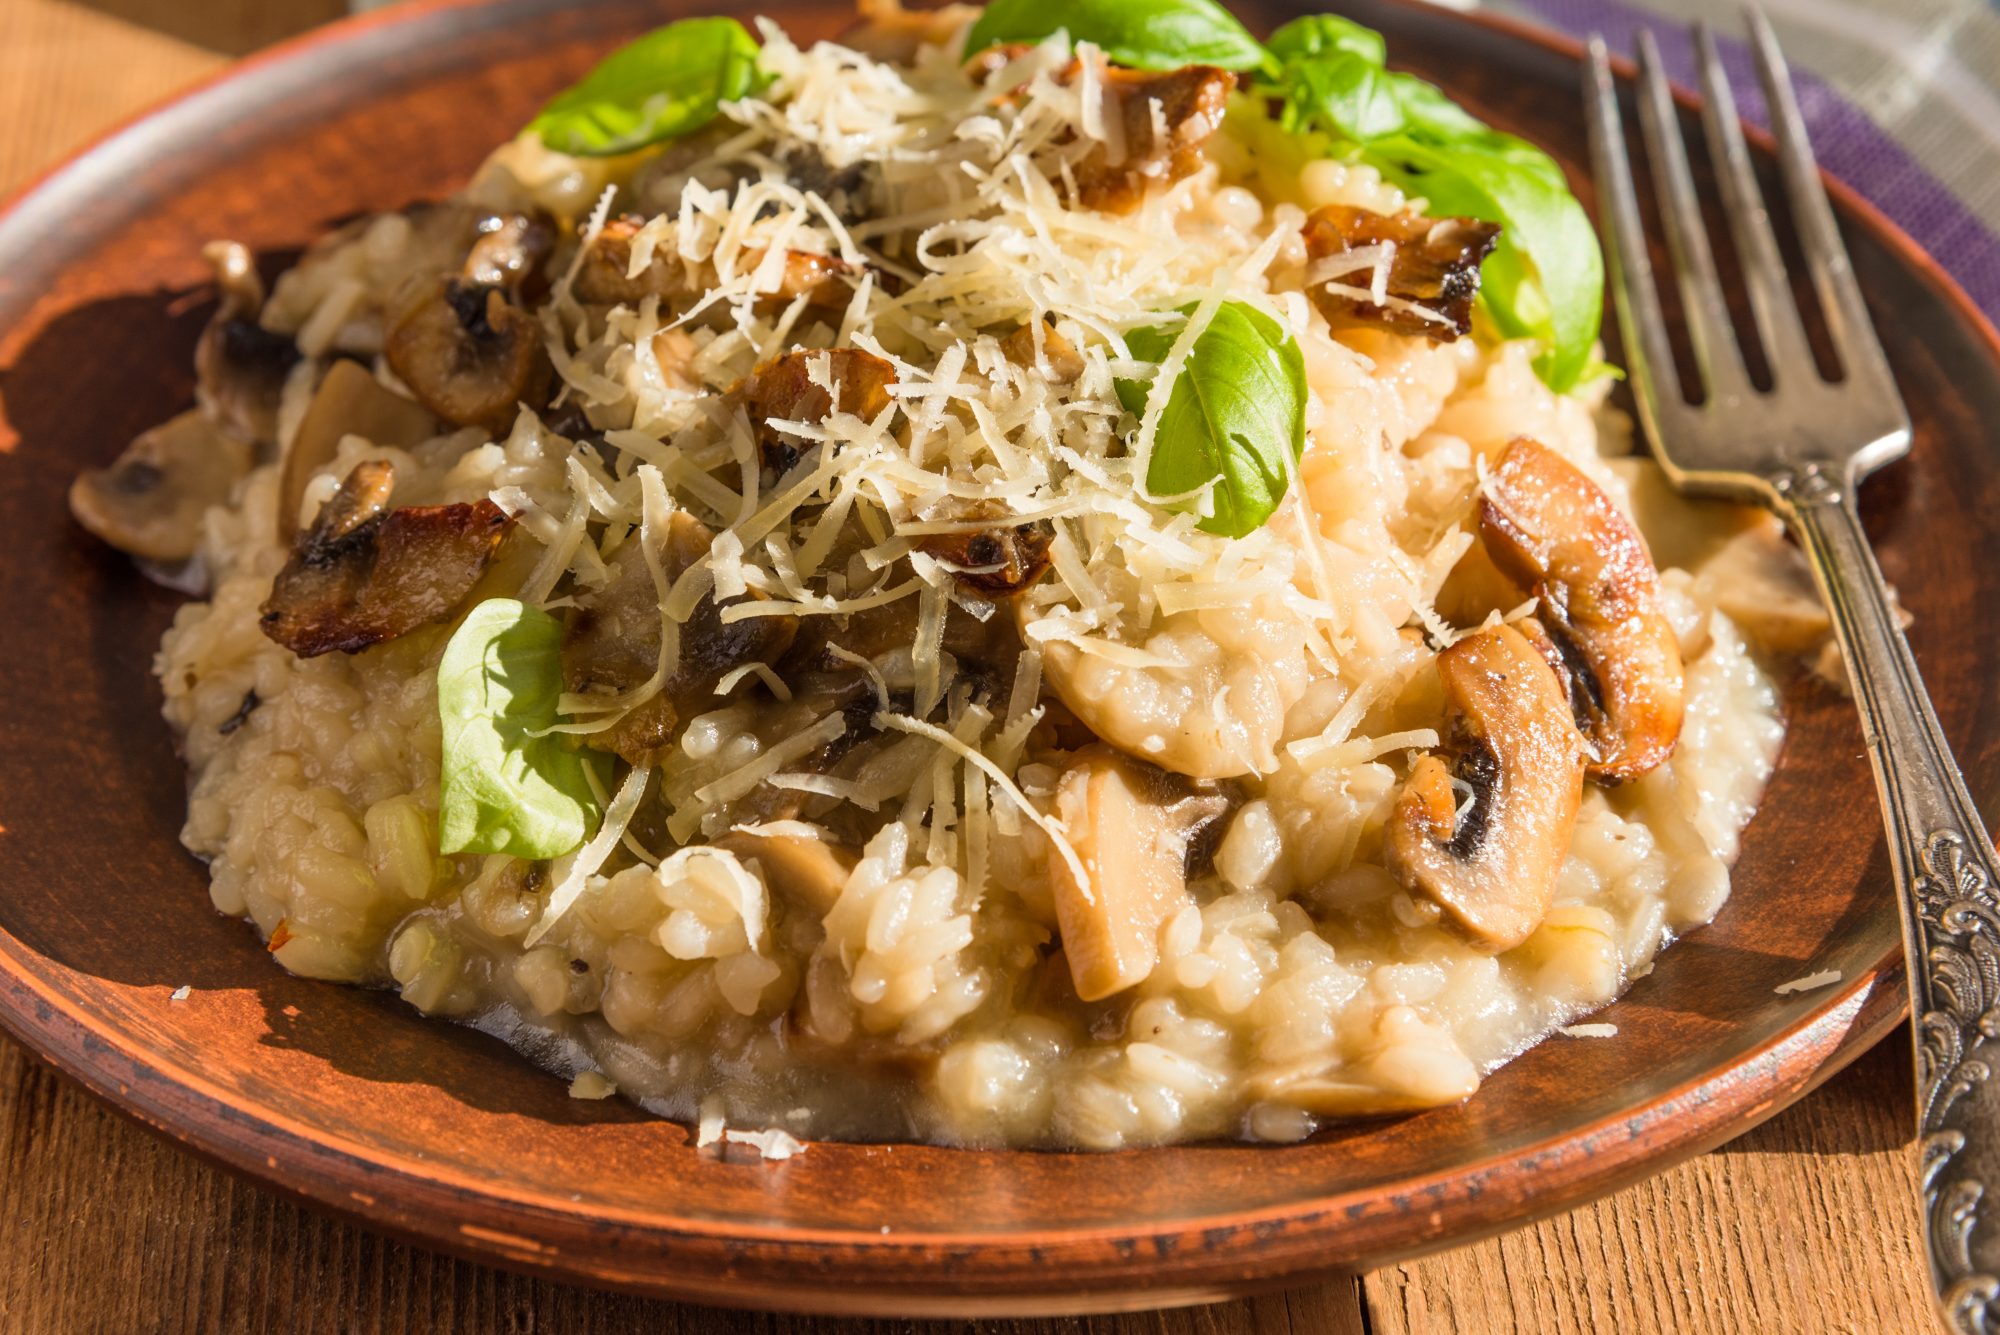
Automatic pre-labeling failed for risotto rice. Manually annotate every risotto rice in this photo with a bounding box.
[70,2,1829,1148]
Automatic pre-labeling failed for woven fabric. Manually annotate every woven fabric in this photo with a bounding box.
[1477,0,2000,322]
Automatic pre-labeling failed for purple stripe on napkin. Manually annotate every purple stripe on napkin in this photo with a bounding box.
[1511,0,2000,324]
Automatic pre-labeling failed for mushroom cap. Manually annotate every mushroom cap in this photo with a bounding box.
[259,460,515,657]
[561,511,798,764]
[1049,745,1234,1001]
[68,409,251,563]
[1384,621,1587,952]
[1479,438,1686,784]
[1303,204,1502,341]
[385,277,550,430]
[278,360,438,541]
[710,826,858,917]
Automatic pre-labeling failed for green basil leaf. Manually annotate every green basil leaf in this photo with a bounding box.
[1115,301,1307,538]
[1365,131,1602,390]
[964,0,1272,73]
[529,17,763,157]
[438,598,599,859]
[1266,14,1385,67]
[1259,17,1603,391]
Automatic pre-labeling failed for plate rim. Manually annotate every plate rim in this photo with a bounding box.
[0,0,1967,1311]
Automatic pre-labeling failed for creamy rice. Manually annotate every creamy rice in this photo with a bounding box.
[115,11,1813,1148]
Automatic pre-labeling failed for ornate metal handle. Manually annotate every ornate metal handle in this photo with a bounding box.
[1786,468,2000,1334]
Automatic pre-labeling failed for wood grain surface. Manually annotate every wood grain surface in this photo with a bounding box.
[0,0,1943,1330]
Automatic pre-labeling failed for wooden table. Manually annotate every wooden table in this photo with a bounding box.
[0,0,1941,1329]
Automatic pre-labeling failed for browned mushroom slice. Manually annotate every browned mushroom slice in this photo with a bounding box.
[69,409,252,562]
[259,460,514,657]
[737,347,897,477]
[464,211,557,294]
[562,511,798,764]
[1049,745,1236,1001]
[385,277,550,430]
[1073,63,1234,214]
[277,360,440,541]
[1479,439,1685,783]
[999,317,1085,384]
[1384,622,1586,952]
[1302,204,1502,342]
[967,53,1231,214]
[710,827,858,916]
[913,505,1053,598]
[194,241,300,445]
[574,216,858,310]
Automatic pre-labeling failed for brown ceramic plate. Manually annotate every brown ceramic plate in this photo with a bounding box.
[0,0,1992,1315]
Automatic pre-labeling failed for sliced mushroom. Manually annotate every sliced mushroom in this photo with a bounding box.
[259,460,514,657]
[1074,63,1234,214]
[1384,622,1586,952]
[464,211,557,293]
[1302,205,1502,342]
[710,825,858,916]
[1049,745,1236,1001]
[385,277,550,429]
[194,241,300,445]
[562,511,798,764]
[969,52,1231,214]
[69,409,252,562]
[1479,439,1685,783]
[278,360,440,541]
[913,503,1053,598]
[736,347,897,477]
[999,317,1085,384]
[778,575,1026,706]
[574,216,858,311]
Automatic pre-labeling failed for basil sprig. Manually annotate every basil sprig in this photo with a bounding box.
[529,17,764,157]
[1261,15,1602,392]
[964,0,1272,73]
[438,599,599,859]
[1115,301,1307,538]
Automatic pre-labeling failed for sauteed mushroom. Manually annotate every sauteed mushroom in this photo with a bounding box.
[385,277,549,430]
[999,317,1085,384]
[1301,205,1502,341]
[194,241,299,445]
[913,501,1053,598]
[1072,63,1234,214]
[736,347,897,477]
[1049,745,1236,1001]
[1384,621,1586,952]
[574,216,858,311]
[277,360,439,541]
[967,49,1231,213]
[259,460,514,657]
[711,826,859,916]
[68,409,251,562]
[1479,439,1684,783]
[562,511,798,764]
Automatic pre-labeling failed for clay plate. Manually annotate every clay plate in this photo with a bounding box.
[0,0,1993,1315]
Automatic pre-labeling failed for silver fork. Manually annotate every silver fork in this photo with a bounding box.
[1585,13,2000,1331]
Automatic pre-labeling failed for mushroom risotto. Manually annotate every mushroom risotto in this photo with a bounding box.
[71,0,1837,1147]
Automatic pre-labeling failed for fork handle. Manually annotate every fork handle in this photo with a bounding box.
[1786,470,2000,1332]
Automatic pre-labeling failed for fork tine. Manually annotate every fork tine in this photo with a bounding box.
[1632,28,1750,400]
[1584,37,1685,434]
[1745,6,1894,388]
[1692,20,1813,376]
